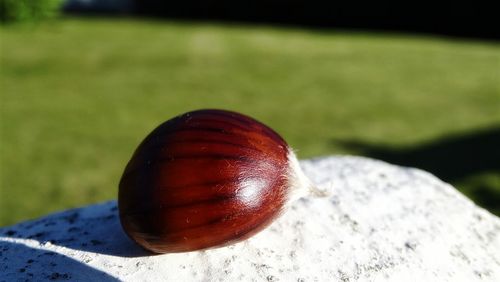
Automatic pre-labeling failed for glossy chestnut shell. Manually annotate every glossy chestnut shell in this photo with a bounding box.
[118,109,294,253]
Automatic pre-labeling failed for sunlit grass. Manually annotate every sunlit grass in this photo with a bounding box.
[1,18,499,225]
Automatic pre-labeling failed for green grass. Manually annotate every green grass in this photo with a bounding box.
[1,18,499,226]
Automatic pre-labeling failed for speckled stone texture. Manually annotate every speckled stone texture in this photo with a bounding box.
[1,156,499,281]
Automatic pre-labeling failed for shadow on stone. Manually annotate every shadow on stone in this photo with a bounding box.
[334,127,500,214]
[0,240,119,281]
[0,201,151,258]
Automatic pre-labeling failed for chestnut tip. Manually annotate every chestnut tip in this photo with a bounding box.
[286,150,329,203]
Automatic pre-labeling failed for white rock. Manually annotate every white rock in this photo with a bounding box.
[1,156,499,281]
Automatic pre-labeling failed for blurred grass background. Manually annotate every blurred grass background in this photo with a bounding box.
[1,18,499,226]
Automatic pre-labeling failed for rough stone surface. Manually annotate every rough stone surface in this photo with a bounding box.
[1,156,499,281]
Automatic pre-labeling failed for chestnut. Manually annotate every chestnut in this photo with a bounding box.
[118,109,318,253]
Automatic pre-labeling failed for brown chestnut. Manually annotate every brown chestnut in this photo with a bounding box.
[118,109,317,253]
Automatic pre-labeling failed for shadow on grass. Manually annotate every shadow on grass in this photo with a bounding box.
[471,185,500,211]
[334,127,500,215]
[64,1,499,40]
